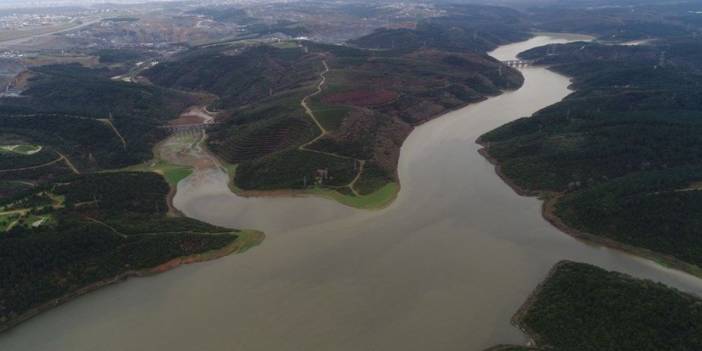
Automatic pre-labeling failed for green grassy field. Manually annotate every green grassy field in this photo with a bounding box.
[232,229,265,253]
[310,182,399,209]
[125,160,193,187]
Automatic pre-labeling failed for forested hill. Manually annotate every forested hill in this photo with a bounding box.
[14,64,190,121]
[0,64,196,175]
[479,37,702,269]
[350,5,530,53]
[143,17,523,204]
[0,172,257,333]
[486,261,702,351]
[0,56,257,333]
[144,45,321,110]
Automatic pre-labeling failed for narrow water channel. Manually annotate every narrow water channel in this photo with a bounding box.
[2,34,702,351]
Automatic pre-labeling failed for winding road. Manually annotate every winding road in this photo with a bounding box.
[298,59,365,192]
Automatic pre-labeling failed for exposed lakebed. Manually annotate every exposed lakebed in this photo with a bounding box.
[3,34,702,351]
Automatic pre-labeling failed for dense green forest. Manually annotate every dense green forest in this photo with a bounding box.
[492,261,702,351]
[0,63,196,179]
[0,172,247,332]
[0,43,259,333]
[144,9,524,197]
[351,4,530,53]
[554,168,702,267]
[145,45,320,110]
[479,36,702,270]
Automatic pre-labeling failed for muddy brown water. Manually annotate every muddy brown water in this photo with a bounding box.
[3,34,702,351]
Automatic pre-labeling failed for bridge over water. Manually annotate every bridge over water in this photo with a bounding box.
[501,59,534,68]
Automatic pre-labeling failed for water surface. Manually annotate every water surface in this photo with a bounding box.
[3,34,702,351]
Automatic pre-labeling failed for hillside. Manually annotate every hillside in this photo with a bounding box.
[479,37,702,270]
[488,261,702,351]
[144,25,524,204]
[351,5,530,53]
[0,172,261,333]
[527,1,702,41]
[0,63,197,185]
[0,61,262,332]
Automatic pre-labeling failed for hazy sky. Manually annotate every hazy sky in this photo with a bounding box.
[0,0,180,9]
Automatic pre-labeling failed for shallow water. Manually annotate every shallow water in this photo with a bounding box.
[3,34,702,351]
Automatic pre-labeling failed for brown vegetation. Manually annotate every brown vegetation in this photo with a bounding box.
[322,89,398,107]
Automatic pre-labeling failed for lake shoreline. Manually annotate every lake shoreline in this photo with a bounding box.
[0,230,262,335]
[13,34,702,351]
[224,168,400,210]
[508,260,567,348]
[211,71,523,210]
[477,140,702,280]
